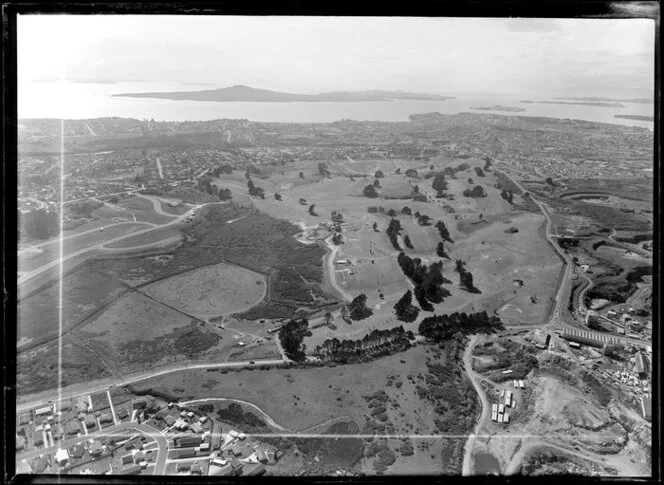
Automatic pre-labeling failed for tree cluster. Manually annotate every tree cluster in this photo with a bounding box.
[397,252,451,310]
[198,178,219,195]
[218,188,232,201]
[462,185,487,198]
[455,260,480,293]
[431,172,448,198]
[483,157,493,171]
[436,241,450,259]
[318,162,331,178]
[403,234,414,249]
[374,170,384,178]
[404,168,418,178]
[313,326,413,363]
[418,311,503,342]
[308,204,317,216]
[210,164,234,177]
[473,166,485,177]
[247,179,265,198]
[394,290,420,322]
[274,193,282,201]
[417,213,432,226]
[500,190,514,204]
[386,218,402,250]
[347,294,373,321]
[278,319,312,362]
[363,184,379,198]
[331,210,344,222]
[19,209,59,240]
[434,220,454,243]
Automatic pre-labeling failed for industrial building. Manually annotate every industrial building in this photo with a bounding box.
[562,329,619,348]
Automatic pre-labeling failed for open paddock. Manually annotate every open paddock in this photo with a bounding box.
[144,262,267,316]
[129,344,432,431]
[104,226,184,249]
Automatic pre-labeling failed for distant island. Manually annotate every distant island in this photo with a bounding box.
[112,84,456,103]
[472,105,525,112]
[614,114,654,122]
[555,97,653,104]
[521,100,624,108]
[520,100,535,104]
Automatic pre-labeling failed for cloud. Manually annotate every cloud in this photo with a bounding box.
[506,19,561,33]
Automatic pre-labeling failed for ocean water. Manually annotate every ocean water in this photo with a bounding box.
[18,81,654,130]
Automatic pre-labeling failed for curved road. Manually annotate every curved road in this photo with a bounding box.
[323,235,353,302]
[461,335,491,476]
[179,398,290,431]
[17,358,285,413]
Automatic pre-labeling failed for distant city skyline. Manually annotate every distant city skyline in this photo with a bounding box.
[18,16,655,98]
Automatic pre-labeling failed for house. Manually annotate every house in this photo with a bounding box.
[518,380,525,389]
[89,441,104,456]
[635,352,647,377]
[55,448,69,466]
[501,369,513,375]
[35,406,52,417]
[116,408,129,420]
[134,452,145,464]
[84,415,97,429]
[504,414,510,424]
[123,464,141,475]
[164,415,176,427]
[190,463,203,475]
[121,454,133,465]
[191,423,204,434]
[19,413,31,425]
[99,413,113,425]
[133,398,147,410]
[641,398,652,421]
[176,435,201,448]
[256,449,268,463]
[64,419,81,436]
[212,458,228,468]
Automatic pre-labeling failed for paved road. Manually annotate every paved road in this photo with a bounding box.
[17,202,206,287]
[179,398,289,431]
[134,193,180,218]
[322,235,353,302]
[461,335,491,476]
[17,358,286,413]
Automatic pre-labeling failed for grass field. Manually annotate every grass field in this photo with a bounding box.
[17,263,129,348]
[104,225,183,249]
[130,344,434,431]
[144,262,266,316]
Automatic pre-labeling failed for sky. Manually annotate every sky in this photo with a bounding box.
[17,15,655,97]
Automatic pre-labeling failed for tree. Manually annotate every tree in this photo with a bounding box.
[247,179,265,198]
[545,177,555,186]
[372,222,379,232]
[404,235,414,249]
[299,171,305,179]
[394,290,420,322]
[387,208,397,217]
[417,214,432,226]
[218,188,232,201]
[395,168,402,174]
[331,211,344,222]
[332,233,343,245]
[401,206,412,215]
[436,242,449,259]
[432,172,447,193]
[363,184,379,198]
[474,166,485,177]
[463,185,487,198]
[468,178,474,184]
[348,294,373,321]
[375,170,384,178]
[324,312,334,326]
[373,179,381,188]
[274,193,282,201]
[299,198,308,205]
[386,218,402,250]
[278,319,311,361]
[308,204,317,216]
[414,285,434,311]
